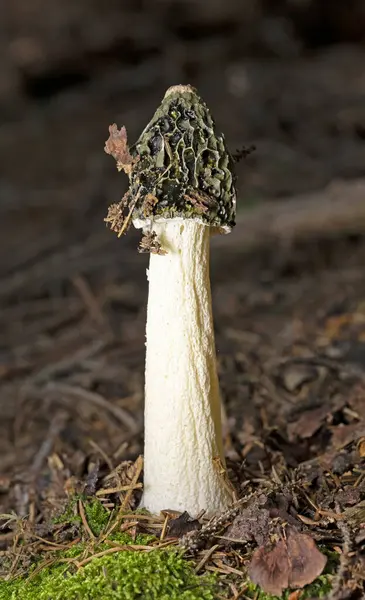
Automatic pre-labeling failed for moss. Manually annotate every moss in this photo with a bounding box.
[1,499,339,600]
[52,497,111,536]
[52,495,82,527]
[83,499,111,536]
[0,536,216,600]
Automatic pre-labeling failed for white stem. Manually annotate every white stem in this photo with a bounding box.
[141,219,232,516]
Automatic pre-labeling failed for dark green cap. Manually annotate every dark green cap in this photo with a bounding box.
[105,85,236,246]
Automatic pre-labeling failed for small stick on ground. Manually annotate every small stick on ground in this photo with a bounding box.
[194,544,220,573]
[72,275,109,329]
[78,500,95,540]
[120,455,143,511]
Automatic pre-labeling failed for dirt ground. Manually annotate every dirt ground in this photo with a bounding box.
[0,1,365,597]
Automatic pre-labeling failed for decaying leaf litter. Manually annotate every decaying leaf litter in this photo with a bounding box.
[1,216,365,598]
[1,213,365,598]
[1,92,365,599]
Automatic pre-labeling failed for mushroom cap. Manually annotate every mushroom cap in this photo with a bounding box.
[130,84,236,233]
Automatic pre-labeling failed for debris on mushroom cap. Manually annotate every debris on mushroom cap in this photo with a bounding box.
[104,85,237,244]
[104,124,136,175]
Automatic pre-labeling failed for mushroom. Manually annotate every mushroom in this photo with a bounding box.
[104,85,237,516]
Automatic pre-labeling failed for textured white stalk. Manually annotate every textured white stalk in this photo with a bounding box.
[140,219,232,516]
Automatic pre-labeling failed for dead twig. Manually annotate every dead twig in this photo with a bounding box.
[194,544,220,573]
[214,179,365,254]
[78,500,95,540]
[120,455,143,511]
[72,274,109,329]
[30,411,68,476]
[75,544,154,568]
[96,483,142,496]
[41,382,139,433]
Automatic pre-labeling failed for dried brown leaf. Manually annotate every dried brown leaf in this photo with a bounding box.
[280,363,318,393]
[330,423,365,449]
[287,406,329,441]
[249,529,327,596]
[287,529,327,589]
[166,511,201,538]
[104,124,136,175]
[249,538,289,596]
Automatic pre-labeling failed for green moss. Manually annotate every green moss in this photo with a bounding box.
[1,499,339,600]
[1,499,211,600]
[0,538,216,600]
[52,497,111,536]
[52,496,82,527]
[83,499,111,536]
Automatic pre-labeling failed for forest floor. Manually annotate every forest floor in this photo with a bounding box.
[0,33,365,598]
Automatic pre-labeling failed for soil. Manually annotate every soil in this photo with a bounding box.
[0,1,365,597]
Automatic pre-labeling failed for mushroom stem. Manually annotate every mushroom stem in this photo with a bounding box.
[141,218,232,516]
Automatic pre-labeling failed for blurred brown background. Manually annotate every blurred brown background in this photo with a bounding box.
[1,0,365,514]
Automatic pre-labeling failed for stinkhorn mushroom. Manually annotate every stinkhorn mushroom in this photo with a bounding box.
[104,84,237,516]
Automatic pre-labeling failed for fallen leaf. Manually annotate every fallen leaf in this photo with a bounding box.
[249,529,327,596]
[249,538,289,596]
[287,406,329,441]
[288,394,346,441]
[287,529,327,588]
[166,511,201,537]
[280,363,318,393]
[330,423,365,449]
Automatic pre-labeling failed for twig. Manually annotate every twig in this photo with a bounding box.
[88,440,114,472]
[160,514,169,541]
[78,500,95,540]
[72,274,109,328]
[120,455,143,511]
[194,544,220,573]
[214,178,365,255]
[30,411,68,475]
[27,558,60,580]
[75,544,153,568]
[96,483,142,496]
[26,340,106,385]
[42,382,139,433]
[211,559,244,576]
